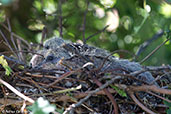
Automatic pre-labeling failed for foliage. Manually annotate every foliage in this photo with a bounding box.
[110,85,127,97]
[0,55,12,76]
[27,97,56,114]
[0,0,170,65]
[164,100,171,114]
[0,1,170,113]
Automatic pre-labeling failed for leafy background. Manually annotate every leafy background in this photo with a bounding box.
[0,0,170,65]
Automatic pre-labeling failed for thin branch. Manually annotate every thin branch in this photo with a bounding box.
[58,0,63,38]
[63,76,120,114]
[38,26,47,50]
[1,50,44,57]
[41,26,47,43]
[0,23,31,50]
[140,38,170,64]
[100,72,149,85]
[135,30,164,57]
[0,29,17,57]
[145,65,171,71]
[82,0,89,44]
[0,78,34,103]
[16,39,25,62]
[129,85,171,95]
[93,78,118,114]
[46,69,82,87]
[129,92,156,114]
[7,18,20,60]
[0,40,3,44]
[0,54,25,66]
[85,25,109,42]
[147,91,171,103]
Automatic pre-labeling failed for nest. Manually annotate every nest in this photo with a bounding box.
[0,24,171,114]
[0,52,171,114]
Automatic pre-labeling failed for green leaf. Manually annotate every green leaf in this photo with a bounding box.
[0,55,12,76]
[4,66,13,76]
[164,100,171,114]
[137,8,149,18]
[56,108,64,114]
[164,100,171,107]
[113,53,120,58]
[167,109,171,114]
[100,0,117,8]
[18,65,24,70]
[111,85,127,97]
[0,10,6,22]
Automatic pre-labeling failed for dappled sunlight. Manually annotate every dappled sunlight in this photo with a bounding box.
[0,0,171,114]
[160,3,171,18]
[43,0,57,15]
[100,0,116,8]
[105,9,119,32]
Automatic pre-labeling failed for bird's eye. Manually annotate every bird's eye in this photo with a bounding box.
[46,55,54,61]
[45,45,50,49]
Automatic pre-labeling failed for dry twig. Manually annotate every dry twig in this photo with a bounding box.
[0,78,34,103]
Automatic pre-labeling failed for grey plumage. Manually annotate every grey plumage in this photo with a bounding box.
[30,37,156,84]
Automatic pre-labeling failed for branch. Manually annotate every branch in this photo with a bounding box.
[58,0,63,38]
[0,23,32,50]
[128,85,171,95]
[135,30,164,57]
[82,0,89,44]
[0,78,34,103]
[140,38,170,64]
[147,91,171,103]
[0,29,17,57]
[93,78,118,114]
[63,76,120,114]
[7,18,20,60]
[129,92,156,114]
[85,25,109,42]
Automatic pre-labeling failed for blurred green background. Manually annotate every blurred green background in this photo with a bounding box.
[0,0,170,65]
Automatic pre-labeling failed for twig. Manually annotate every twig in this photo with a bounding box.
[93,49,135,73]
[0,53,25,66]
[93,78,118,114]
[16,39,25,62]
[32,88,116,97]
[38,26,47,50]
[85,25,109,42]
[33,85,82,96]
[41,26,47,44]
[58,0,63,38]
[7,18,20,60]
[0,78,34,103]
[0,29,17,57]
[0,98,32,107]
[82,0,89,44]
[129,92,156,114]
[128,85,171,95]
[135,30,164,57]
[1,50,43,55]
[0,23,31,50]
[147,91,171,103]
[63,76,120,114]
[150,73,166,85]
[100,72,149,85]
[13,33,32,50]
[114,49,137,59]
[145,65,171,71]
[46,69,82,87]
[140,38,170,64]
[0,40,3,44]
